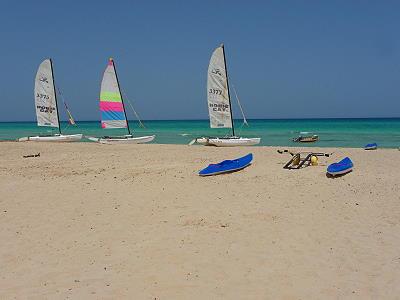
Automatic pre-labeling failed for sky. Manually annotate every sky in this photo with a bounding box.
[0,0,399,121]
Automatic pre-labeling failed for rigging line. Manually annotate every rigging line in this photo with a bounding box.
[238,118,247,135]
[56,86,77,127]
[233,116,247,137]
[229,80,249,127]
[120,89,146,128]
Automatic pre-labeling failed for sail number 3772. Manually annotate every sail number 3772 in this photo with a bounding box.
[209,88,222,95]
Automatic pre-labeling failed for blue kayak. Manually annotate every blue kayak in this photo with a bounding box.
[327,157,353,176]
[199,153,253,176]
[364,143,377,150]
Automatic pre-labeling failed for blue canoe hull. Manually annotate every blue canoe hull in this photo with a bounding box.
[199,153,253,176]
[364,143,377,150]
[327,157,354,176]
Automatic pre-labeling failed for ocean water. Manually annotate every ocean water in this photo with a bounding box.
[0,118,399,148]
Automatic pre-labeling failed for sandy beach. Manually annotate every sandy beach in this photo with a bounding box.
[0,142,399,299]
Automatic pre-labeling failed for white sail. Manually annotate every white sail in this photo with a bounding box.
[207,45,232,128]
[34,59,59,127]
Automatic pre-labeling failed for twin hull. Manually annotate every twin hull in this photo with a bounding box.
[196,137,261,147]
[89,135,155,144]
[18,134,259,146]
[18,134,83,142]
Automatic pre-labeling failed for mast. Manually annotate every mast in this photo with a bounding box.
[111,58,131,135]
[49,58,62,134]
[221,44,235,137]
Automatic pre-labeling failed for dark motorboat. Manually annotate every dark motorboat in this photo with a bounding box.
[293,132,319,143]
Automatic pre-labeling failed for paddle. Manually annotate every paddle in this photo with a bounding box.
[277,149,332,157]
[23,153,40,158]
[277,149,289,154]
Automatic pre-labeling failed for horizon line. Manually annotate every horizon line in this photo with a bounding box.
[1,116,400,123]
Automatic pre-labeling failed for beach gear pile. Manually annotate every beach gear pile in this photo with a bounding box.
[197,152,356,178]
[276,149,354,177]
[277,150,331,170]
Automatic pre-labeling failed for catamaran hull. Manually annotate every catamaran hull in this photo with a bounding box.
[87,135,155,144]
[18,134,83,142]
[196,137,261,147]
[195,137,210,145]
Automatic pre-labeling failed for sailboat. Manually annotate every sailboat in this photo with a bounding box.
[86,58,155,144]
[194,44,260,147]
[18,59,83,142]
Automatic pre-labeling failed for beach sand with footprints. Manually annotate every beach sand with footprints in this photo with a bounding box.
[1,142,399,299]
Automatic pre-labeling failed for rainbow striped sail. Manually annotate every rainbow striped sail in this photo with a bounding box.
[100,58,127,129]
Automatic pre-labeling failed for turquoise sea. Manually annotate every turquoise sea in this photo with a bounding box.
[0,118,399,148]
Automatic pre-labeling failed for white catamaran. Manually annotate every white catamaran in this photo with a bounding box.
[86,58,155,144]
[194,44,260,147]
[18,59,83,142]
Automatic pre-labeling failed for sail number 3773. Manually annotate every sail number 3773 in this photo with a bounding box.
[36,93,50,100]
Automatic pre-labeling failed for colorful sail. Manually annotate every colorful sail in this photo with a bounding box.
[100,58,127,129]
[207,45,232,129]
[34,59,59,127]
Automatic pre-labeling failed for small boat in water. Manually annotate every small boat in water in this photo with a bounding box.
[18,59,83,142]
[86,58,155,144]
[193,44,260,147]
[293,132,319,143]
[364,143,377,150]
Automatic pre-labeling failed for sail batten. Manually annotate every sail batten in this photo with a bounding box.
[207,46,233,129]
[100,59,128,129]
[34,59,59,128]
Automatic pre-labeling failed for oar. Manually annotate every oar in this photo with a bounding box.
[277,149,289,154]
[278,149,332,157]
[23,153,40,158]
[277,149,295,156]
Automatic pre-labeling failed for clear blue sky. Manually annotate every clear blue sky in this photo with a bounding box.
[1,0,399,121]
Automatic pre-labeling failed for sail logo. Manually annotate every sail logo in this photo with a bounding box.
[37,105,55,113]
[210,103,229,112]
[39,76,49,83]
[211,68,222,76]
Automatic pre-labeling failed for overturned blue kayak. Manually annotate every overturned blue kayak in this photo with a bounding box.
[364,143,377,150]
[199,153,253,176]
[327,157,353,176]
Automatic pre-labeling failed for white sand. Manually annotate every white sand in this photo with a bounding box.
[1,142,399,299]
